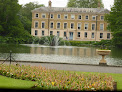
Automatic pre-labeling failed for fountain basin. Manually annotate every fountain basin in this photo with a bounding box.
[96,50,111,66]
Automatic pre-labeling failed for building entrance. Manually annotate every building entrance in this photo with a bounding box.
[69,32,73,40]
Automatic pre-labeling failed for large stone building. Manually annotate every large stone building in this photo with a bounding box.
[31,1,112,41]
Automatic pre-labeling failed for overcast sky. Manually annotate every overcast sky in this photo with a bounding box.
[18,0,114,10]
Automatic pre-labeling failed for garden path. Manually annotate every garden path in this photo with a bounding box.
[1,61,121,74]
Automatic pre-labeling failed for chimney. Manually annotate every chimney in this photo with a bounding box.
[48,0,52,7]
[97,0,101,9]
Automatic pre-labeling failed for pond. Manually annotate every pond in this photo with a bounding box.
[0,44,122,66]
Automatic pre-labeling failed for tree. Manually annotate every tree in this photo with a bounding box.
[67,0,104,8]
[18,2,45,33]
[0,0,29,37]
[105,0,122,47]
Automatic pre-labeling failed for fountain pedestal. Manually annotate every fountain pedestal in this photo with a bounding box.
[96,50,111,66]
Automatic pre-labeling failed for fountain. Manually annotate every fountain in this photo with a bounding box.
[96,49,111,66]
[39,35,70,46]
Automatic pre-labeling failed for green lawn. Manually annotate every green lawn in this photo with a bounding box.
[0,75,37,89]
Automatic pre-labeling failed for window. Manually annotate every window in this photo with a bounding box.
[42,22,45,28]
[57,31,60,36]
[107,33,110,39]
[85,24,88,30]
[100,33,103,38]
[35,30,38,36]
[92,16,96,20]
[101,16,104,20]
[77,32,80,37]
[50,22,53,28]
[71,14,75,19]
[57,14,61,19]
[42,30,44,36]
[50,14,53,18]
[71,23,74,29]
[42,14,46,18]
[64,23,67,29]
[85,15,89,20]
[57,23,60,29]
[78,15,82,19]
[92,24,95,30]
[35,14,39,18]
[84,32,87,38]
[50,31,53,35]
[100,24,104,30]
[64,14,68,19]
[91,32,94,38]
[64,32,67,37]
[35,22,38,28]
[78,23,81,30]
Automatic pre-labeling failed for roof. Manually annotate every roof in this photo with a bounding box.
[32,7,109,14]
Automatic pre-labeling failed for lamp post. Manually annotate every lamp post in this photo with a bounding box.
[48,12,50,36]
[95,15,98,43]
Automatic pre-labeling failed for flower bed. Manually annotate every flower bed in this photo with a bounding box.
[0,64,115,91]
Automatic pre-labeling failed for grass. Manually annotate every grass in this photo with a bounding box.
[0,75,37,89]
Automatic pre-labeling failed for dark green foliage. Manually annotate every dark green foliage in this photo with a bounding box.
[64,41,95,46]
[67,0,104,8]
[19,2,45,33]
[0,35,33,44]
[105,0,122,47]
[0,0,22,37]
[93,40,112,46]
[0,0,32,44]
[0,1,45,44]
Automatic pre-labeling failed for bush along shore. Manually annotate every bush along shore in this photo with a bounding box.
[0,64,116,91]
[0,36,114,48]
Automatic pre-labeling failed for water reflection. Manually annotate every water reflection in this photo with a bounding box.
[30,46,98,57]
[0,44,122,66]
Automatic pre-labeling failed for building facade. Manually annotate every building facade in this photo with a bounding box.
[31,1,112,41]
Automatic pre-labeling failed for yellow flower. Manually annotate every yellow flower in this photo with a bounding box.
[51,82,55,86]
[92,83,95,87]
[81,78,84,81]
[33,75,36,78]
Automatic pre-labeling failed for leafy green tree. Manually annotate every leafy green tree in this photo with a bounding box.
[67,0,104,8]
[18,2,45,33]
[105,0,122,47]
[0,0,28,37]
[0,0,32,44]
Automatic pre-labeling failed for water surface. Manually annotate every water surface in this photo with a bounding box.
[0,44,122,66]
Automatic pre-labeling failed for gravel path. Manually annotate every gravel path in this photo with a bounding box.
[1,61,121,74]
